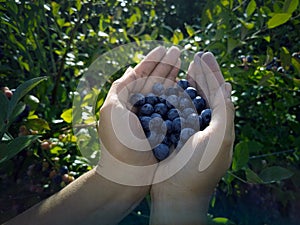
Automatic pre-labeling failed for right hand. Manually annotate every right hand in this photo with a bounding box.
[96,46,182,186]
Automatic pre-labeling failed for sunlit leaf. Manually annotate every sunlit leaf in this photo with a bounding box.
[61,108,73,124]
[267,13,291,29]
[246,0,257,17]
[283,0,299,13]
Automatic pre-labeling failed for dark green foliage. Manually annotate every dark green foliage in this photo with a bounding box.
[0,0,299,224]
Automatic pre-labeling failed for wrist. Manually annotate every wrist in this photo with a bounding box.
[150,183,211,225]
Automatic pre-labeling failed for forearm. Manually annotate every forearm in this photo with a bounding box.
[150,184,211,225]
[5,168,149,225]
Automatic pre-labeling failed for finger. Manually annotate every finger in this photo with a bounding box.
[199,52,224,107]
[141,46,181,93]
[134,46,166,80]
[186,54,208,102]
[201,52,225,85]
[164,58,181,88]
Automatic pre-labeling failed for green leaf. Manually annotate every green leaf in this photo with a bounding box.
[8,102,26,126]
[246,0,257,17]
[212,217,235,225]
[0,135,39,164]
[7,77,47,119]
[185,24,195,37]
[61,108,73,123]
[245,168,263,184]
[259,166,294,183]
[232,141,249,171]
[26,118,51,131]
[267,13,292,29]
[283,0,299,14]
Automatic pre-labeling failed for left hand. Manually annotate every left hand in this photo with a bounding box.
[150,52,235,224]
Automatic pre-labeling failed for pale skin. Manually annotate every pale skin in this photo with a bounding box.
[4,46,235,225]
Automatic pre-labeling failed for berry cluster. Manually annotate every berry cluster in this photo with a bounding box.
[129,79,211,161]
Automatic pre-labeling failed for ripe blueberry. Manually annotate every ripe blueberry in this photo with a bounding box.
[151,113,162,118]
[152,82,164,95]
[193,96,206,113]
[200,109,212,127]
[154,103,168,117]
[166,95,179,108]
[145,93,159,105]
[167,108,180,121]
[153,144,170,161]
[139,116,151,131]
[172,117,184,133]
[182,108,196,118]
[164,119,173,134]
[180,128,196,143]
[179,96,193,109]
[130,93,145,107]
[186,113,200,130]
[177,79,189,90]
[165,87,179,96]
[184,87,198,99]
[140,103,154,116]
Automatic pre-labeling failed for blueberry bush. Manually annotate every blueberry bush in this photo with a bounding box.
[0,0,299,224]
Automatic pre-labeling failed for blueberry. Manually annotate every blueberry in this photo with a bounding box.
[172,117,185,133]
[177,79,190,90]
[152,82,164,95]
[154,103,168,117]
[179,96,193,109]
[59,165,68,175]
[167,108,180,121]
[151,113,162,118]
[159,94,167,103]
[145,93,159,105]
[193,96,206,113]
[246,55,253,63]
[166,95,179,108]
[140,103,154,116]
[130,93,145,107]
[162,135,172,147]
[180,128,196,143]
[139,116,151,131]
[184,87,198,99]
[186,113,200,130]
[148,131,164,148]
[149,117,164,131]
[153,144,170,161]
[200,109,212,127]
[170,133,179,147]
[164,119,173,134]
[165,87,179,96]
[182,108,196,118]
[198,115,204,130]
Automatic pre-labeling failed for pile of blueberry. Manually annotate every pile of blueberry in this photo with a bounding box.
[129,79,212,161]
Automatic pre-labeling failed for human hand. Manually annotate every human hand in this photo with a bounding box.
[150,52,235,225]
[96,46,182,186]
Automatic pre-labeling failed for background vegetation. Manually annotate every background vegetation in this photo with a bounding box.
[0,0,299,224]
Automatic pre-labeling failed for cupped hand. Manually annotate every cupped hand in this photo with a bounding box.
[96,46,181,186]
[150,52,235,223]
